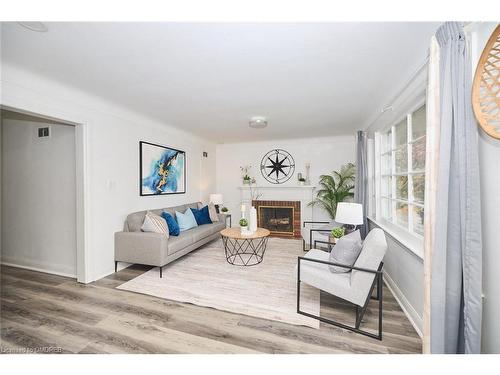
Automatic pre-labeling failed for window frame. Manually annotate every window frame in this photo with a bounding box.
[375,100,426,238]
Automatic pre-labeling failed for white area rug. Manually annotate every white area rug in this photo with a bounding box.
[117,237,320,328]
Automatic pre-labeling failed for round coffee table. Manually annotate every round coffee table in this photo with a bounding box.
[220,227,270,266]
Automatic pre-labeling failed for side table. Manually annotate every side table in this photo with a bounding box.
[220,213,232,228]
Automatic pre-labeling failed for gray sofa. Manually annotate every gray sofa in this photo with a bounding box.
[114,202,226,277]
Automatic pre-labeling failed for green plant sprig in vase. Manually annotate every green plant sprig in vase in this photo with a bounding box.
[330,227,345,244]
[239,218,248,234]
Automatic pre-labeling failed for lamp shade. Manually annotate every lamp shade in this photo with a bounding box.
[209,194,223,205]
[335,202,363,225]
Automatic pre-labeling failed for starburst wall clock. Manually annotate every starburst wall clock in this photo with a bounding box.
[260,149,295,184]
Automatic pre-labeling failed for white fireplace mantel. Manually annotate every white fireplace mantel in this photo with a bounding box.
[238,185,316,190]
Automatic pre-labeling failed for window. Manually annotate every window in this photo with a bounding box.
[377,105,426,236]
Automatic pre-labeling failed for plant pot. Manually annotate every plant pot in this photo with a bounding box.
[243,179,251,185]
[298,181,305,186]
[329,235,338,245]
[240,226,249,235]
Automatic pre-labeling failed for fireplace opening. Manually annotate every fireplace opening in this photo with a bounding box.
[252,200,301,238]
[259,206,294,235]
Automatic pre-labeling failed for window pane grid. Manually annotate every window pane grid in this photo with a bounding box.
[376,104,426,237]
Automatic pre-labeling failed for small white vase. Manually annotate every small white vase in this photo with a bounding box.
[249,207,258,232]
[240,226,249,234]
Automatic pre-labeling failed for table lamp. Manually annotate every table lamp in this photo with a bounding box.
[335,202,363,233]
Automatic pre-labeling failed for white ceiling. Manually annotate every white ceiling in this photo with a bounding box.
[1,22,440,142]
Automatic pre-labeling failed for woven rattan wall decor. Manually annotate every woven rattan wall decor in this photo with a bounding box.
[472,24,500,140]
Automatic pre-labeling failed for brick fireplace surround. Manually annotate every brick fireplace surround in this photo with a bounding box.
[252,200,301,238]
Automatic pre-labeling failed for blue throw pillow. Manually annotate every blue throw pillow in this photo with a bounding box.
[175,208,198,232]
[191,206,213,225]
[161,211,180,236]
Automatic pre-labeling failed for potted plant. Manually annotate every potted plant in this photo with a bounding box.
[240,166,252,185]
[239,218,249,234]
[330,227,345,244]
[298,176,306,186]
[308,162,355,219]
[221,206,229,213]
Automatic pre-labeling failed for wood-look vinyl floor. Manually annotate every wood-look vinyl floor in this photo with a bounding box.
[0,264,422,354]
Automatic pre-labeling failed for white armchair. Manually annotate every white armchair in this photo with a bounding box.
[297,228,387,340]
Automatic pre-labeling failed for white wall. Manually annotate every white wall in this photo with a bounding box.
[0,63,217,282]
[215,136,356,229]
[1,112,77,276]
[369,220,423,335]
[469,22,500,354]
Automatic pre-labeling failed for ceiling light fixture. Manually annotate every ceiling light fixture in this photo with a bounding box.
[249,116,268,129]
[18,22,49,33]
[381,105,394,113]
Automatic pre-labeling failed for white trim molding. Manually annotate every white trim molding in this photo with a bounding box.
[1,261,76,279]
[384,271,423,338]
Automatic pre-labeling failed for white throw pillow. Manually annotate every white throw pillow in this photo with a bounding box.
[329,229,362,273]
[208,202,219,222]
[141,211,169,236]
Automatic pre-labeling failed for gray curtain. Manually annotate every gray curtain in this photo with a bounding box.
[354,130,368,238]
[431,22,483,354]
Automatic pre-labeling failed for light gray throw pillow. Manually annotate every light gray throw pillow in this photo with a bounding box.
[141,211,169,237]
[329,230,362,273]
[208,202,219,222]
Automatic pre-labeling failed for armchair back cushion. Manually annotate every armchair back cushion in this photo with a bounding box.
[350,228,387,296]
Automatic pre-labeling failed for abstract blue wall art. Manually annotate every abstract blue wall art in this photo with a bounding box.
[140,141,186,196]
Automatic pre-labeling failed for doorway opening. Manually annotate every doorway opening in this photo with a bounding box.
[1,107,87,282]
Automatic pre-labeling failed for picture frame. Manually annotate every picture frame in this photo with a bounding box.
[139,141,186,196]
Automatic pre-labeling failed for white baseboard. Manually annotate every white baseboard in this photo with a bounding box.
[383,270,423,338]
[1,261,76,279]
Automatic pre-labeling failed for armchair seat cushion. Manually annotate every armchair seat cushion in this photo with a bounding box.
[298,249,357,305]
[298,228,387,307]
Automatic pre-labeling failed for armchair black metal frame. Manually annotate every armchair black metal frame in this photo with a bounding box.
[314,239,336,251]
[302,220,330,251]
[297,256,384,340]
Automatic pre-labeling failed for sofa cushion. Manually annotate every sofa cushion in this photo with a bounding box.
[191,206,213,225]
[167,231,194,255]
[211,221,226,233]
[176,208,198,232]
[185,202,200,210]
[328,230,362,273]
[189,224,216,242]
[127,211,147,232]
